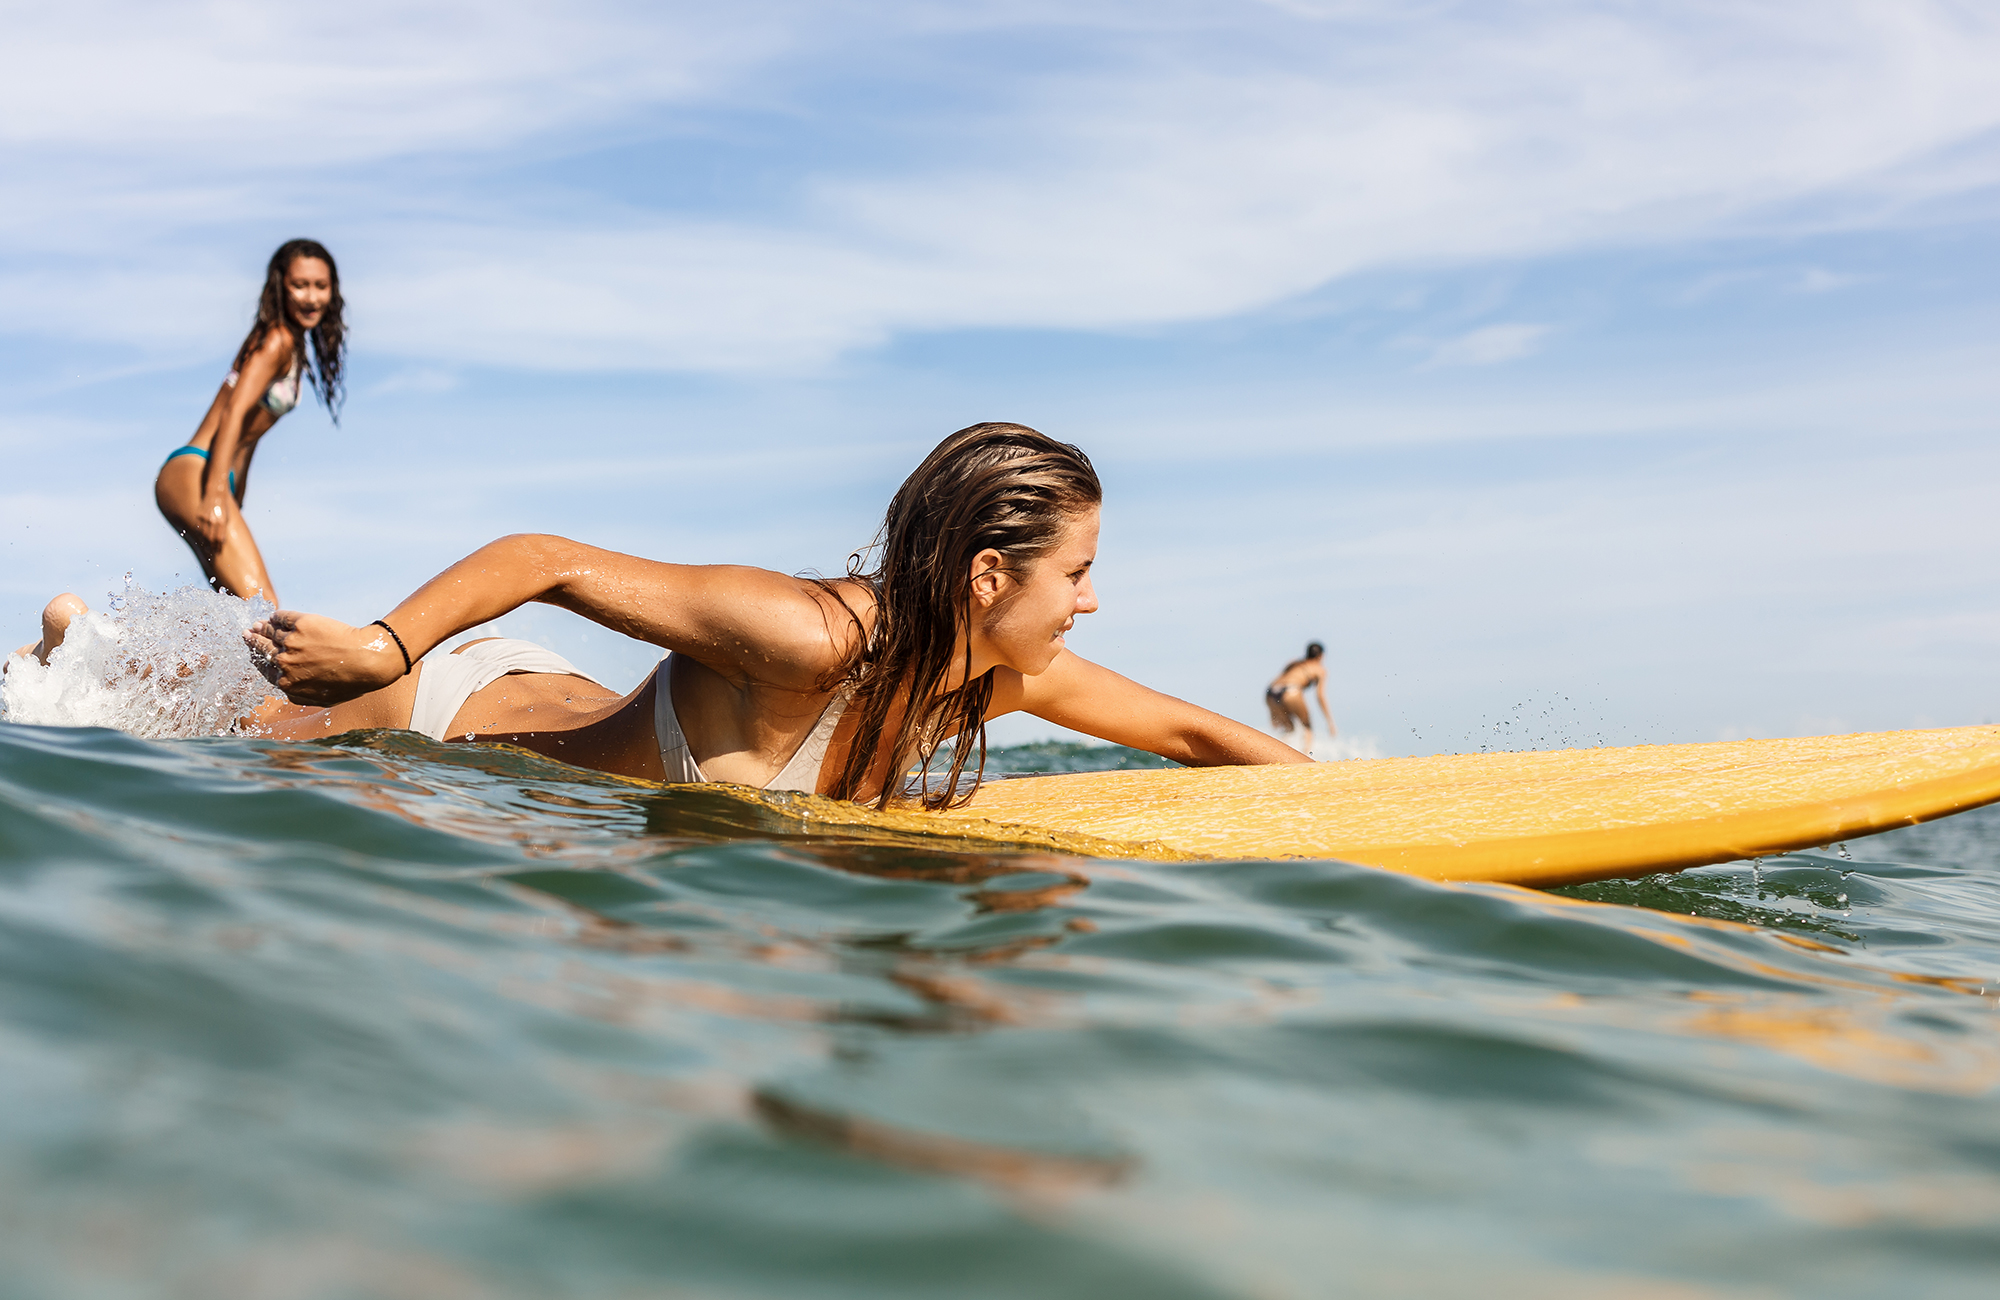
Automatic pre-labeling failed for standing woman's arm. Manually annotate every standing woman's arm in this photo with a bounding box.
[194,328,292,544]
[1315,673,1334,737]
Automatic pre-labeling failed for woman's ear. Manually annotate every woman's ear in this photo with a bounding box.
[968,547,1007,608]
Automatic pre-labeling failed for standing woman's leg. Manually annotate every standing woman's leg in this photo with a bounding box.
[155,458,280,604]
[203,503,280,606]
[1284,692,1314,752]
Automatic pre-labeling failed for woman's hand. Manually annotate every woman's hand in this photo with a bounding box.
[193,490,233,547]
[245,612,409,705]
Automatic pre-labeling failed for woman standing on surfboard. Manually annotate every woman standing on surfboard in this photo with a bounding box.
[238,423,1305,807]
[154,239,347,605]
[1265,641,1334,755]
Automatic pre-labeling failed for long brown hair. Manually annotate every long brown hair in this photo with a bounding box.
[825,422,1102,810]
[231,238,347,422]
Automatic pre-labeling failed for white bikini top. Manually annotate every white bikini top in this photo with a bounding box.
[225,353,304,418]
[653,653,849,793]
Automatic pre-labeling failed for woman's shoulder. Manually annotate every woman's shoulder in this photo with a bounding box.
[799,575,877,655]
[232,323,296,377]
[808,574,877,614]
[250,323,299,361]
[690,570,874,690]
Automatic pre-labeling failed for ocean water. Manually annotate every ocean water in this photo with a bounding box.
[3,597,1999,1297]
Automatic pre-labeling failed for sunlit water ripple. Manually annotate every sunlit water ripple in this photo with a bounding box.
[2,720,1997,1298]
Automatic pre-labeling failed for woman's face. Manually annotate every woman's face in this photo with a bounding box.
[967,507,1101,678]
[284,257,333,331]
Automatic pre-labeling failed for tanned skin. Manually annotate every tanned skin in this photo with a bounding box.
[240,512,1305,799]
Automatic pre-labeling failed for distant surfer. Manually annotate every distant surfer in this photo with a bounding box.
[154,240,347,605]
[1265,642,1334,755]
[237,423,1309,807]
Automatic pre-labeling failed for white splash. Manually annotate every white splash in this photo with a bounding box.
[1,583,276,739]
[1310,734,1385,762]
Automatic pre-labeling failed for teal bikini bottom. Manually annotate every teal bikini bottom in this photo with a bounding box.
[163,445,236,494]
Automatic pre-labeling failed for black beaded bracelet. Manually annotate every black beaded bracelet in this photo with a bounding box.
[370,619,414,676]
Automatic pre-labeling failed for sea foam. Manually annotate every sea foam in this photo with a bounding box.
[1,583,275,739]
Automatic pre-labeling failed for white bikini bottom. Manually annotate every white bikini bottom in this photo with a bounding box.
[407,641,846,790]
[408,638,603,742]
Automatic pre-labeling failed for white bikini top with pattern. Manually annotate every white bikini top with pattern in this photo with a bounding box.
[225,352,304,418]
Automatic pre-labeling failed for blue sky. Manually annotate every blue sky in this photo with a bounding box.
[4,0,1998,751]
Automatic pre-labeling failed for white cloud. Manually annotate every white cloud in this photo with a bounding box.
[1423,323,1549,367]
[0,1,774,159]
[5,2,2000,370]
[1796,267,1867,293]
[360,368,461,399]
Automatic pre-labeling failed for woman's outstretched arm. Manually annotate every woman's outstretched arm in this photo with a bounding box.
[993,650,1309,766]
[247,534,840,706]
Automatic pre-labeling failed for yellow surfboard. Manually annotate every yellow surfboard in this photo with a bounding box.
[927,725,2000,888]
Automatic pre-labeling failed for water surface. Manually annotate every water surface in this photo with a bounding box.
[2,721,1996,1298]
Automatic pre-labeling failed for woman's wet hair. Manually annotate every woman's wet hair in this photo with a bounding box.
[1306,641,1324,658]
[826,422,1102,810]
[232,239,347,421]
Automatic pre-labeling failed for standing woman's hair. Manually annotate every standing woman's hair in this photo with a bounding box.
[232,238,347,422]
[827,422,1102,810]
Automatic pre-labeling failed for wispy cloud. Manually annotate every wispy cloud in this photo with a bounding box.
[0,1,776,160]
[1796,266,1867,293]
[5,2,2000,372]
[358,368,462,400]
[1423,322,1549,367]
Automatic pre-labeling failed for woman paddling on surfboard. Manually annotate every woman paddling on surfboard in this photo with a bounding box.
[1265,642,1334,756]
[154,240,347,605]
[235,423,1305,807]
